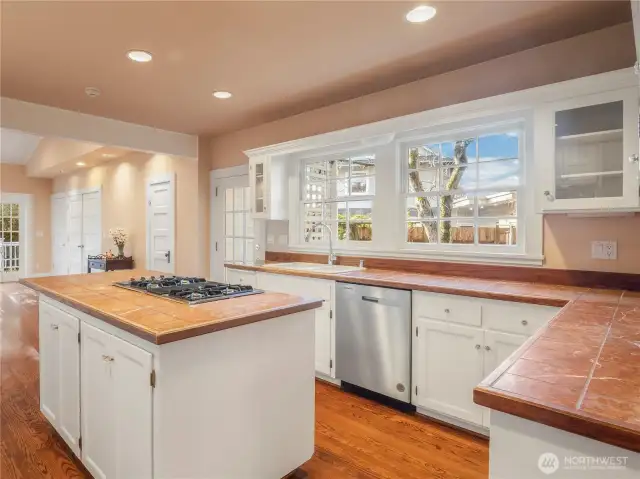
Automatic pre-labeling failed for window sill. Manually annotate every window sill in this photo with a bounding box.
[285,244,544,267]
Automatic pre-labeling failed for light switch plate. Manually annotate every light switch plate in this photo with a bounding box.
[591,241,617,260]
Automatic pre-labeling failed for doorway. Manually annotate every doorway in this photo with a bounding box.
[211,166,257,282]
[0,194,31,282]
[146,175,175,274]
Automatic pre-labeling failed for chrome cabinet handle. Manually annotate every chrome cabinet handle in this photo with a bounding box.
[51,324,59,330]
[543,191,555,202]
[629,154,639,163]
[362,296,379,303]
[485,345,491,351]
[521,320,529,326]
[475,344,481,350]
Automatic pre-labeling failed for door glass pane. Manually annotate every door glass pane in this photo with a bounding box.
[225,213,233,236]
[0,203,20,273]
[233,212,244,237]
[225,189,234,211]
[233,188,244,211]
[224,238,233,261]
[555,101,624,199]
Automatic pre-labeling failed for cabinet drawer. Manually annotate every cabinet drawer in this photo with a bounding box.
[413,291,482,327]
[483,301,559,336]
[256,272,332,304]
[226,268,257,288]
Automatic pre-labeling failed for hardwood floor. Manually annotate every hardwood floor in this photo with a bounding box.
[0,282,488,478]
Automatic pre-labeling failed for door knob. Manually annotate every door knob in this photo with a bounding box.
[629,154,639,163]
[475,344,481,350]
[164,251,171,263]
[51,324,59,330]
[485,345,491,351]
[543,191,555,202]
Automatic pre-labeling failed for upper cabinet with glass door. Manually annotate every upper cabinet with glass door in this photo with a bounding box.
[536,87,639,212]
[248,155,288,220]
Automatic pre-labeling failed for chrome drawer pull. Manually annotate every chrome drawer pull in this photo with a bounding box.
[362,296,379,303]
[521,320,528,326]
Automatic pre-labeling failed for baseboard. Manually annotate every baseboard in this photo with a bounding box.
[23,271,54,278]
[315,373,341,387]
[416,406,490,438]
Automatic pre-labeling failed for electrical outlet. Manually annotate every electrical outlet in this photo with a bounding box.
[591,241,617,260]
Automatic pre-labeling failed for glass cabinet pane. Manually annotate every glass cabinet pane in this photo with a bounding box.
[254,162,264,213]
[554,101,624,200]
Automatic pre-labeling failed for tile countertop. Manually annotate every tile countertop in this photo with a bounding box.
[227,262,640,453]
[20,270,323,345]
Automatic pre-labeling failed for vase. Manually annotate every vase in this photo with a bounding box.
[117,244,125,258]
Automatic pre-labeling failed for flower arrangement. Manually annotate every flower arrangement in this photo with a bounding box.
[109,227,128,257]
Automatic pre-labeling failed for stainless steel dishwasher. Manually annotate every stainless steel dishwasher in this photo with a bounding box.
[335,282,411,403]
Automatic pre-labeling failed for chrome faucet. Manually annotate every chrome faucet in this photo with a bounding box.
[305,222,337,265]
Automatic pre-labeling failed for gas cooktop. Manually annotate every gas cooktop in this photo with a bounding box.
[113,275,263,305]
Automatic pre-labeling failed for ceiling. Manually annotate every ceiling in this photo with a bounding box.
[0,1,631,136]
[0,128,42,164]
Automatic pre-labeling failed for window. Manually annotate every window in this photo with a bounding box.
[404,128,521,248]
[224,187,254,264]
[0,203,20,272]
[301,154,375,243]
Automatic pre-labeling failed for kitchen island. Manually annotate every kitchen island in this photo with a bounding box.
[21,270,323,479]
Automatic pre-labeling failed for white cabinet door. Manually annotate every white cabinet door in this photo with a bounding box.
[39,302,60,426]
[482,330,528,427]
[111,334,153,479]
[250,156,269,218]
[413,318,485,426]
[39,301,81,455]
[81,322,153,479]
[537,87,640,212]
[56,309,81,455]
[81,323,114,479]
[68,194,84,275]
[315,309,332,376]
[256,272,334,377]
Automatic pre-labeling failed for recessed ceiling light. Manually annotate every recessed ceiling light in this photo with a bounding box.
[406,5,437,23]
[76,162,86,167]
[85,86,101,98]
[102,153,116,158]
[127,50,153,63]
[213,91,232,99]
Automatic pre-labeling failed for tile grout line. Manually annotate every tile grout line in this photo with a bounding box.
[575,291,624,410]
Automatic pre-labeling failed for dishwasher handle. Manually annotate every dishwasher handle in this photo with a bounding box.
[361,295,380,303]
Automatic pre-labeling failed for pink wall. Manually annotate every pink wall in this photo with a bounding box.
[207,23,639,274]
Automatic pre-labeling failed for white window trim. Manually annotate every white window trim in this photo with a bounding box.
[255,69,634,267]
[397,114,530,256]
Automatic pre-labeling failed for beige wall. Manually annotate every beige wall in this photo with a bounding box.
[53,152,201,276]
[0,164,53,273]
[206,22,638,274]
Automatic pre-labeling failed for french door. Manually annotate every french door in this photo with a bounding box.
[0,201,22,282]
[211,170,257,282]
[67,190,102,275]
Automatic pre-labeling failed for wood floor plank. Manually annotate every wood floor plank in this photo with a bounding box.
[0,282,488,478]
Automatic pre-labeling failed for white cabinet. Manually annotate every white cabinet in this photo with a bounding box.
[39,301,81,456]
[413,318,485,425]
[536,87,640,212]
[225,267,257,288]
[255,271,335,377]
[81,322,153,479]
[249,155,288,220]
[482,330,528,427]
[411,290,559,431]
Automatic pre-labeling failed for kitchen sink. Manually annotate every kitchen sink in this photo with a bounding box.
[262,262,364,274]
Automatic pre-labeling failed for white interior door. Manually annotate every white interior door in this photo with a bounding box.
[51,195,69,275]
[211,172,256,282]
[81,191,102,272]
[68,194,83,275]
[147,176,175,274]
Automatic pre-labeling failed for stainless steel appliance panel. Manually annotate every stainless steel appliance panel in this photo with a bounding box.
[335,282,411,402]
